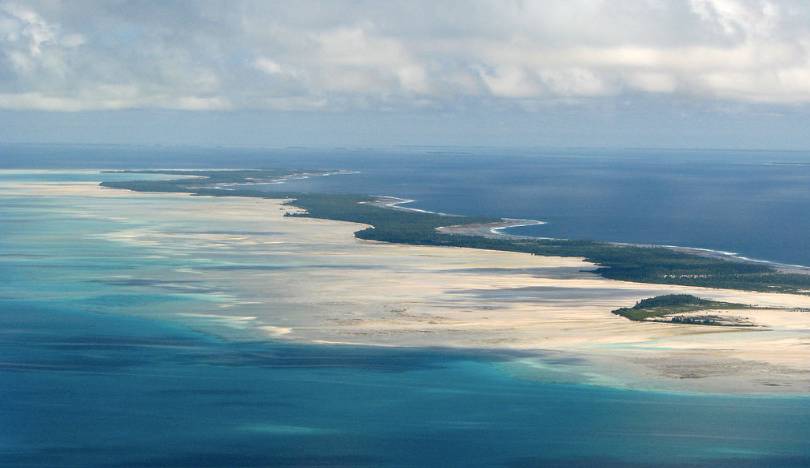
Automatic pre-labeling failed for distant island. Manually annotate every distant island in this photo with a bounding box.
[101,169,810,296]
[612,294,758,326]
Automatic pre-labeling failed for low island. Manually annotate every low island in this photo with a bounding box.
[101,169,810,296]
[612,294,759,326]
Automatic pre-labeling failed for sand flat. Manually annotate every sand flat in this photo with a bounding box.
[8,175,810,393]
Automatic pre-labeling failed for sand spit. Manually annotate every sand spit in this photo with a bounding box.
[8,175,810,394]
[437,219,547,239]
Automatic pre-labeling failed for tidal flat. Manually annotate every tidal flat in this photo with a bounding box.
[4,170,810,467]
[8,172,810,394]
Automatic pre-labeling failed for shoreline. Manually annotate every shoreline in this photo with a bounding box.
[437,216,810,276]
[659,245,810,275]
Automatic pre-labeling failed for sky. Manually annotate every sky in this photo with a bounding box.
[3,0,810,149]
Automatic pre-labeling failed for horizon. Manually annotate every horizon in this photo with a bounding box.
[6,140,810,153]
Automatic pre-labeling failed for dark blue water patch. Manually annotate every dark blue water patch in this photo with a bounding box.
[111,452,383,467]
[506,455,810,468]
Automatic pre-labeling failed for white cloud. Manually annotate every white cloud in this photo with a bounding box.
[627,72,677,93]
[254,57,284,75]
[2,0,810,111]
[479,66,542,98]
[312,26,429,93]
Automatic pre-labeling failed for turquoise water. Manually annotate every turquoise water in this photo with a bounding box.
[2,171,810,467]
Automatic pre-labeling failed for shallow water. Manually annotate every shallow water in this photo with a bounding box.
[2,170,810,467]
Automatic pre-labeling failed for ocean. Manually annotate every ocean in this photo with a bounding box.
[2,147,810,467]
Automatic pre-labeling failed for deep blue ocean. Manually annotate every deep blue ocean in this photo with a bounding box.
[2,146,810,467]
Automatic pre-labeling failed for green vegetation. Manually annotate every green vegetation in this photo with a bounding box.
[100,169,810,296]
[612,294,753,323]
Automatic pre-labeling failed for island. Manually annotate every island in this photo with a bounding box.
[611,294,759,326]
[101,169,810,296]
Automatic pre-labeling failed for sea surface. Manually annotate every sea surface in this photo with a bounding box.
[2,149,810,467]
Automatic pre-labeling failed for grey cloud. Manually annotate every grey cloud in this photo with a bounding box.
[2,0,810,111]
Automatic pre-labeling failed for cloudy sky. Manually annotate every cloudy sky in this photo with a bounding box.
[3,0,810,148]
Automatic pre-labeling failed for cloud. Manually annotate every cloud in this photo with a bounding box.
[2,0,810,111]
[254,57,286,76]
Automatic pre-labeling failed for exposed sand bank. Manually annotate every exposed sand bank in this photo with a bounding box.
[9,175,810,394]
